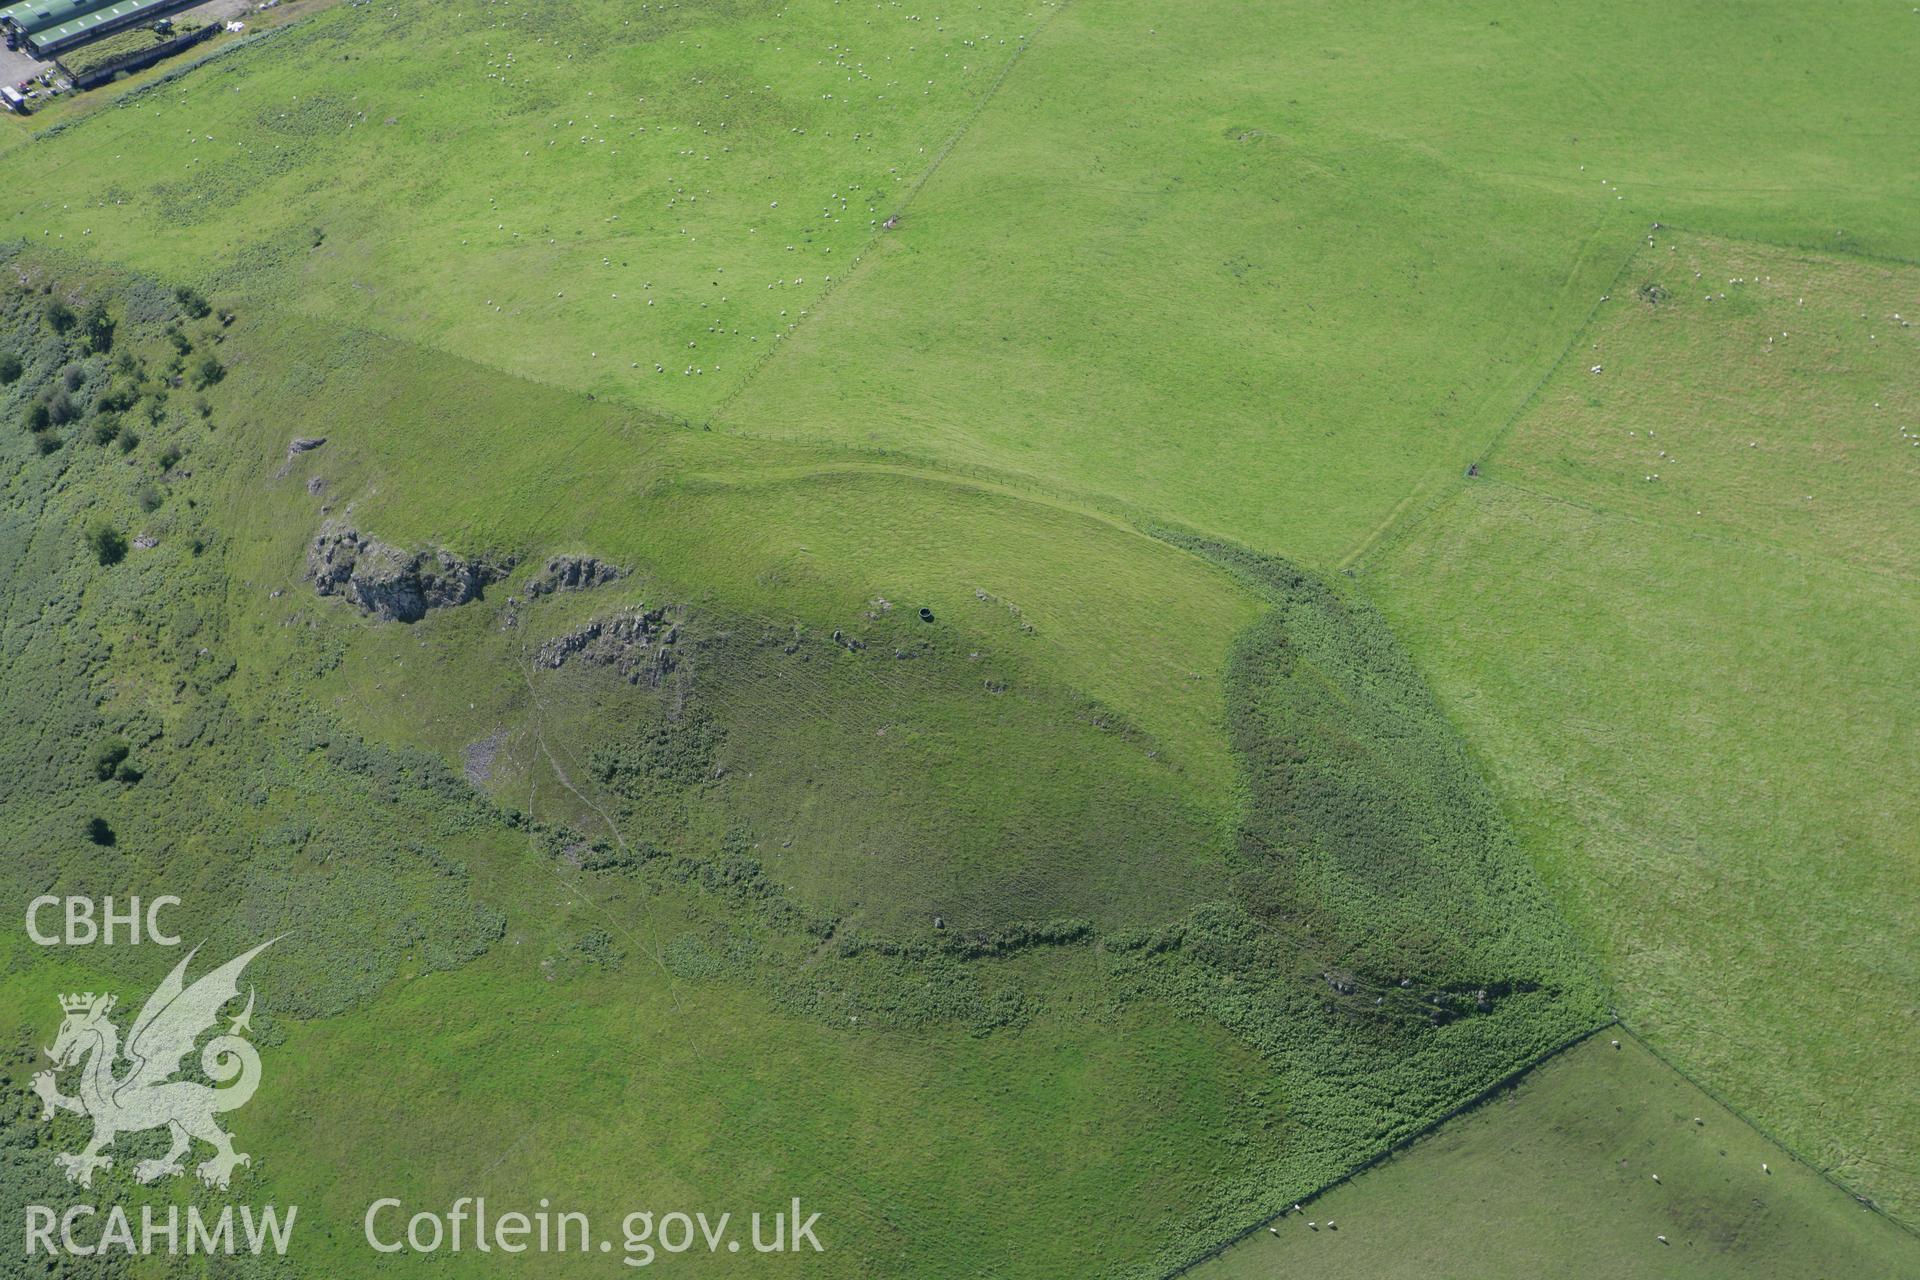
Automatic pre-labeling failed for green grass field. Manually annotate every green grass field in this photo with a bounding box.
[1488,231,1917,576]
[1,0,1916,1275]
[11,1,1918,562]
[1191,1033,1919,1280]
[723,0,1920,561]
[1368,232,1920,1222]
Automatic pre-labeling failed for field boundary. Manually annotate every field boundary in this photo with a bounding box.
[1458,469,1919,588]
[1474,220,1920,475]
[1655,222,1920,271]
[706,0,1072,430]
[1348,228,1920,588]
[1351,220,1920,580]
[1617,1023,1920,1240]
[1344,233,1647,576]
[1169,1016,1919,1277]
[29,21,309,144]
[1163,1019,1615,1278]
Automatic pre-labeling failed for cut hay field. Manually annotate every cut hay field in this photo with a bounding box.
[1,0,1916,1275]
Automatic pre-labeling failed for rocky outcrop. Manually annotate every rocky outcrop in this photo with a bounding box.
[535,607,680,686]
[463,729,507,785]
[275,436,327,479]
[306,522,513,623]
[525,554,625,597]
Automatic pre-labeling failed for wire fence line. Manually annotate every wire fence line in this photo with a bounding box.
[1616,1021,1917,1241]
[706,0,1072,429]
[1167,1014,1916,1278]
[1163,1019,1616,1278]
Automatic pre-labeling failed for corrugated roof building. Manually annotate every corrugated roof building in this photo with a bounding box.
[5,0,193,56]
[2,0,115,36]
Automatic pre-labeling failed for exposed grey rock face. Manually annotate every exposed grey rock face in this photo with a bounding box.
[525,554,626,597]
[535,607,680,686]
[306,522,513,623]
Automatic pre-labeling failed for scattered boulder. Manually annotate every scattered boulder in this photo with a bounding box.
[275,436,327,479]
[525,553,626,597]
[306,521,513,623]
[536,606,681,686]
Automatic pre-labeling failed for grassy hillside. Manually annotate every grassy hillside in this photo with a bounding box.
[1190,1033,1919,1280]
[0,260,1608,1275]
[3,0,1915,1272]
[0,262,1273,1276]
[202,303,1259,931]
[1368,234,1920,1220]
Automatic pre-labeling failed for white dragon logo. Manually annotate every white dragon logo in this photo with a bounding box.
[32,940,275,1190]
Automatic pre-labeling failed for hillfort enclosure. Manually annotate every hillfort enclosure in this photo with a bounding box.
[0,1,1913,1277]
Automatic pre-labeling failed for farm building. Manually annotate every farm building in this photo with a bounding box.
[1,0,194,57]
